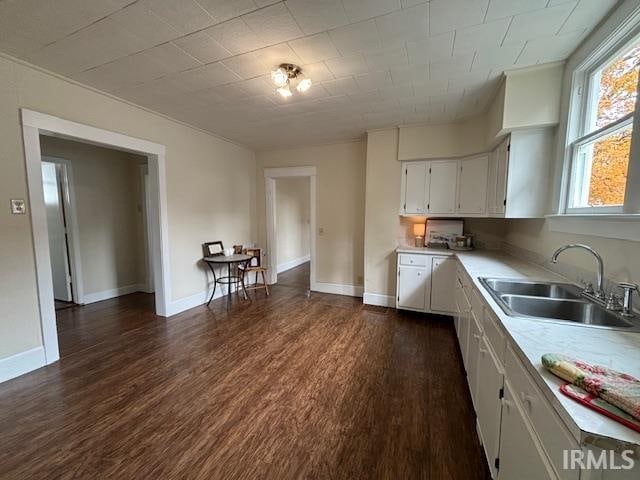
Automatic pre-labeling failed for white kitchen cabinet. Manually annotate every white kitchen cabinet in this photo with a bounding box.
[403,162,428,215]
[458,286,471,367]
[457,154,489,215]
[494,139,509,215]
[397,265,429,311]
[476,335,504,479]
[428,161,458,214]
[467,310,483,408]
[430,256,457,312]
[498,381,556,480]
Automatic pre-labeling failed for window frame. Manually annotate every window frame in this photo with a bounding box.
[564,30,640,215]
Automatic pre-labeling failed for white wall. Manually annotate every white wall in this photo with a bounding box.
[40,135,146,297]
[0,53,256,361]
[256,141,366,287]
[276,177,310,271]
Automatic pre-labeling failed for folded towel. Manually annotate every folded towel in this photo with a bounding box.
[542,353,640,421]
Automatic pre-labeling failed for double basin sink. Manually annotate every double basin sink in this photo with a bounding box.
[479,278,639,331]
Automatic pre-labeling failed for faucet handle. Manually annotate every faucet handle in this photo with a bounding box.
[580,280,594,294]
[618,282,639,292]
[605,293,622,311]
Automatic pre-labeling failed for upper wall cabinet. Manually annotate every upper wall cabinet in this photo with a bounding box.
[400,128,554,218]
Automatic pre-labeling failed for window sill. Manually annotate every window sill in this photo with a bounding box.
[545,214,640,241]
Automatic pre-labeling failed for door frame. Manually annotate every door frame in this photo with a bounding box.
[264,166,316,289]
[41,156,84,304]
[21,109,171,365]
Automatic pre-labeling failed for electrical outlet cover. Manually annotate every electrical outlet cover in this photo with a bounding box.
[10,199,26,214]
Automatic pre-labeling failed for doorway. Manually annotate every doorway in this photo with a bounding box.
[264,166,317,290]
[21,109,170,365]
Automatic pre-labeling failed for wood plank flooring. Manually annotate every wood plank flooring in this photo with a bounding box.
[0,285,490,479]
[277,261,310,289]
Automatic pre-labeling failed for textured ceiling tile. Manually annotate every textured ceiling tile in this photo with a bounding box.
[237,76,275,96]
[406,32,454,65]
[485,0,548,21]
[289,33,341,64]
[322,76,360,95]
[503,2,577,44]
[329,20,382,54]
[429,53,474,82]
[355,70,394,91]
[197,0,258,23]
[205,18,264,55]
[173,31,232,64]
[517,29,586,64]
[110,2,181,49]
[453,17,511,56]
[142,0,216,34]
[299,62,335,82]
[375,3,429,47]
[365,46,409,69]
[242,3,303,45]
[259,43,303,68]
[559,0,617,35]
[341,0,401,23]
[390,64,429,86]
[284,0,349,35]
[472,43,524,71]
[429,0,490,35]
[325,53,369,77]
[221,51,266,78]
[171,62,241,91]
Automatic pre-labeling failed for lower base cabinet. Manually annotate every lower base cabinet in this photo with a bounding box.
[396,252,455,314]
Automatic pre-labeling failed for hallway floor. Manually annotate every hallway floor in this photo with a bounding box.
[276,261,310,290]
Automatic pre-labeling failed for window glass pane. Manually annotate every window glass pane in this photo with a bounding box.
[572,124,631,208]
[590,44,640,131]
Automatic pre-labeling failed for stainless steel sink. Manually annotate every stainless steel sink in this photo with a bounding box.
[499,295,635,328]
[479,277,640,331]
[482,279,581,299]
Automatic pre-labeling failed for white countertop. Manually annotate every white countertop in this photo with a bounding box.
[397,247,640,451]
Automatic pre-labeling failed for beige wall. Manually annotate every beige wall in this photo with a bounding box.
[0,54,256,360]
[40,136,146,295]
[276,177,310,268]
[256,141,366,286]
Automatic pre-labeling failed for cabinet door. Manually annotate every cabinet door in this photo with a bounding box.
[404,162,428,214]
[486,149,498,214]
[430,256,456,313]
[476,336,504,479]
[427,161,458,214]
[467,313,483,408]
[498,382,556,480]
[459,289,471,367]
[495,140,509,215]
[398,266,429,310]
[457,155,489,215]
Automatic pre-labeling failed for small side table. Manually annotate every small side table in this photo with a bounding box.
[203,254,252,307]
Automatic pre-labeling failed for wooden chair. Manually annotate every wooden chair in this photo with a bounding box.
[239,248,269,296]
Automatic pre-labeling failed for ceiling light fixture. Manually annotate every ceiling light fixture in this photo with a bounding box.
[270,63,311,98]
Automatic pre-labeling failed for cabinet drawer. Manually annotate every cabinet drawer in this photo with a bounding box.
[483,309,506,366]
[505,346,579,480]
[398,253,429,267]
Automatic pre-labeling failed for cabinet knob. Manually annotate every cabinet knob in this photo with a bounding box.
[417,272,421,276]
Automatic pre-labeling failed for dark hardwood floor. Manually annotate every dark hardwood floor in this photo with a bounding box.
[0,286,490,479]
[277,261,310,289]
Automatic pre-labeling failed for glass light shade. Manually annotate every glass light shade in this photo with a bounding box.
[413,223,426,236]
[271,68,288,87]
[296,78,312,93]
[276,85,292,98]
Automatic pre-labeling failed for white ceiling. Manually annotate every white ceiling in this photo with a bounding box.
[0,0,618,149]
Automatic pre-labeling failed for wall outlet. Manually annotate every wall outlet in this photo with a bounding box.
[10,199,26,214]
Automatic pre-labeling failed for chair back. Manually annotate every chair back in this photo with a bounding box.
[245,248,262,268]
[203,241,224,258]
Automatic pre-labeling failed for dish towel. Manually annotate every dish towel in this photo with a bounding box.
[541,353,640,421]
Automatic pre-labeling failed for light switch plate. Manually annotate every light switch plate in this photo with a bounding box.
[10,199,26,214]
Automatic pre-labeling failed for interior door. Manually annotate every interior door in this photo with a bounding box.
[430,256,456,313]
[398,266,428,310]
[476,336,504,479]
[498,382,556,480]
[42,162,72,302]
[404,162,427,214]
[458,155,489,214]
[428,161,458,214]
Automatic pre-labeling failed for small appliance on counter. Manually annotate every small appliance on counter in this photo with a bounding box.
[423,219,474,250]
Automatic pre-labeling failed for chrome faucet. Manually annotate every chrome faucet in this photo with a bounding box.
[551,244,605,299]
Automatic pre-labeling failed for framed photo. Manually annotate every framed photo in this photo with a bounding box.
[203,241,224,257]
[233,244,243,254]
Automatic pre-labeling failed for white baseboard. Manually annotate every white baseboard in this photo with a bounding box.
[0,346,46,384]
[166,282,238,317]
[314,282,363,297]
[363,292,395,307]
[277,255,310,273]
[82,283,146,304]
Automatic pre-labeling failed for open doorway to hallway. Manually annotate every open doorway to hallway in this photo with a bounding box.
[274,177,311,291]
[40,135,154,357]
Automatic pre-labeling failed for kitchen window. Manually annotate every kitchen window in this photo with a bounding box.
[566,35,640,214]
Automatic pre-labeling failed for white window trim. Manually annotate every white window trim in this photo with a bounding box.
[560,12,640,218]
